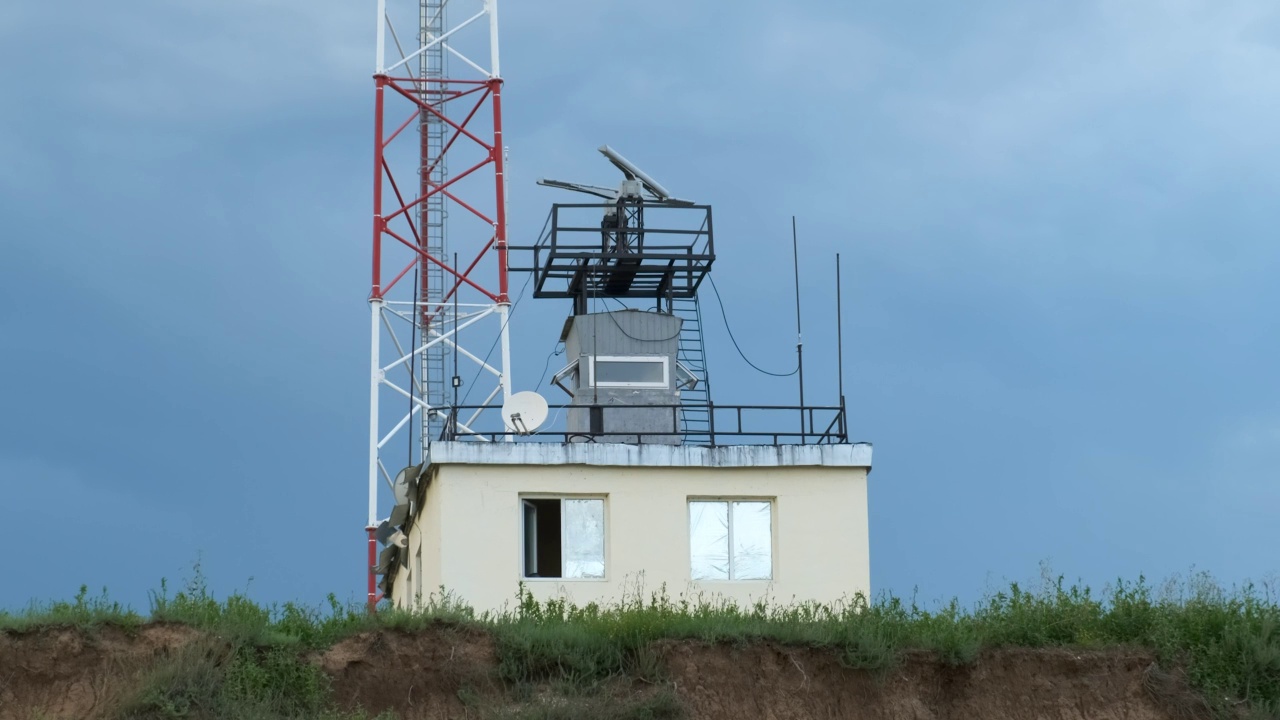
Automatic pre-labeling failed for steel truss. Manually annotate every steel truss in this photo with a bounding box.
[367,0,508,609]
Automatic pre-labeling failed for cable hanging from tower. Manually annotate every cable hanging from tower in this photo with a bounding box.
[706,274,799,378]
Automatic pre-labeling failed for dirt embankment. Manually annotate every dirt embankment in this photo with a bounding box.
[1,624,1206,720]
[0,624,203,719]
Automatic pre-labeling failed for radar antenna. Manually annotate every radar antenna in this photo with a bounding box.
[537,145,694,205]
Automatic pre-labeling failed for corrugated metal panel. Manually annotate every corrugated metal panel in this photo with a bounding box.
[565,310,682,359]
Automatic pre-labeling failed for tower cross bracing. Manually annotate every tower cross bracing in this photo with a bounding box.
[367,0,509,609]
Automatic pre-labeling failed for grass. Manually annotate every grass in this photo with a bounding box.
[2,566,1279,719]
[112,638,393,720]
[0,584,143,633]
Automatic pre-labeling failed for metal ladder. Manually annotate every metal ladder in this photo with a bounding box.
[420,0,448,446]
[672,295,713,444]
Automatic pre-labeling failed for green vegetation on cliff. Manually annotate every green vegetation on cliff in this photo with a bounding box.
[2,567,1277,719]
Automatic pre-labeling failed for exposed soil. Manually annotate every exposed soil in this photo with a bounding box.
[316,623,500,719]
[0,624,1210,720]
[657,642,1199,720]
[0,624,201,720]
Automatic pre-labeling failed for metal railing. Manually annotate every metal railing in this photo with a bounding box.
[508,202,715,302]
[434,399,849,446]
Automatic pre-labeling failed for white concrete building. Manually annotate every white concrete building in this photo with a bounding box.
[385,441,872,612]
[370,165,874,613]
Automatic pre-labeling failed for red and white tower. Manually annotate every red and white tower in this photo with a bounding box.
[366,0,509,608]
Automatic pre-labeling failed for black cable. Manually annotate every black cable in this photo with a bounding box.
[408,263,419,465]
[600,297,682,342]
[706,274,799,378]
[458,269,535,407]
[538,341,564,388]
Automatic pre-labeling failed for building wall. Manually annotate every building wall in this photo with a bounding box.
[392,459,870,613]
[563,309,685,443]
[563,308,682,360]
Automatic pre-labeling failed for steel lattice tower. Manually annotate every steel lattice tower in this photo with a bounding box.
[367,0,509,609]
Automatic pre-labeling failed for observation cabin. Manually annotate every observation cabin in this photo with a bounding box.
[377,146,873,614]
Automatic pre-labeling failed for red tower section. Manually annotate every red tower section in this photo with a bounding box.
[371,75,507,304]
[366,1,509,610]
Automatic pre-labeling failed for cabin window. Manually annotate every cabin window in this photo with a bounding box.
[522,497,606,579]
[587,356,668,388]
[688,500,773,581]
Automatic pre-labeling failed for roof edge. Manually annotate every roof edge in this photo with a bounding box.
[425,442,873,469]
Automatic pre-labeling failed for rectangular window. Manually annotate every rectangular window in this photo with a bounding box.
[522,497,606,579]
[587,356,668,388]
[689,500,773,581]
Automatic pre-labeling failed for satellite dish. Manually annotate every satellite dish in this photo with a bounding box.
[392,463,422,507]
[502,391,549,435]
[375,518,395,545]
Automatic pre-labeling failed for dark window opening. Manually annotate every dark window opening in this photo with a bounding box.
[523,499,561,578]
[521,497,607,580]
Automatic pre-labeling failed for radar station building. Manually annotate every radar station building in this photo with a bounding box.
[375,147,872,612]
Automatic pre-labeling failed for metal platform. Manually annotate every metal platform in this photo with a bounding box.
[510,201,715,313]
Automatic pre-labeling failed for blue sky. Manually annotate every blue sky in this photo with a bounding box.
[2,0,1279,611]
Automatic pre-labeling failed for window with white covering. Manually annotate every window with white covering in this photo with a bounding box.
[522,496,606,579]
[688,500,773,581]
[587,356,669,388]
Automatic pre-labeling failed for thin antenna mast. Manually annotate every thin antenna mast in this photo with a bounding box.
[792,216,805,443]
[452,252,460,438]
[836,253,844,401]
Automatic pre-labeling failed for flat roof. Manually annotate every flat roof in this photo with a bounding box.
[425,441,872,469]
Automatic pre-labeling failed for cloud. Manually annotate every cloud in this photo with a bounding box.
[0,453,192,532]
[1222,417,1280,451]
[63,0,367,125]
[886,2,1280,171]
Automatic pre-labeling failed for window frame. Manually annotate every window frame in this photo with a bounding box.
[550,359,579,397]
[586,355,669,389]
[519,494,609,582]
[687,497,775,582]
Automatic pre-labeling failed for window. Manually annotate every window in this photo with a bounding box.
[522,497,606,579]
[688,500,773,580]
[587,356,668,388]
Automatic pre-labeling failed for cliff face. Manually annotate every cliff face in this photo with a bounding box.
[1,624,1206,720]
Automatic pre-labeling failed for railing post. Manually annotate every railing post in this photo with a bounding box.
[840,395,848,442]
[707,401,716,447]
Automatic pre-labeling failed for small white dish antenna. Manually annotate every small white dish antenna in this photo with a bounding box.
[502,391,550,435]
[392,463,422,507]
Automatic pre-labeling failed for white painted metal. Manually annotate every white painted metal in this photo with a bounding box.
[379,306,495,374]
[497,303,513,403]
[501,391,550,434]
[432,332,503,378]
[376,0,387,73]
[487,0,500,77]
[368,298,384,527]
[381,0,499,77]
[384,9,488,75]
